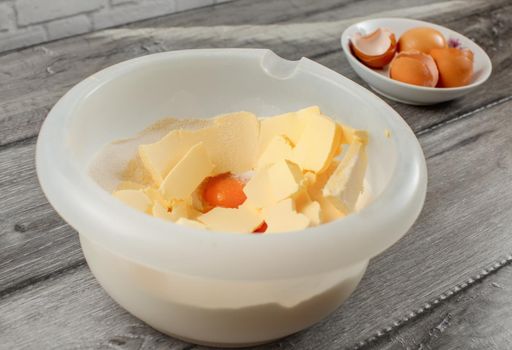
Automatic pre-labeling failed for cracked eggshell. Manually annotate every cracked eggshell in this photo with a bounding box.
[350,28,397,69]
[430,47,474,87]
[398,27,446,54]
[389,50,439,87]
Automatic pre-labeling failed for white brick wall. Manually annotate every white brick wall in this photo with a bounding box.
[0,0,233,53]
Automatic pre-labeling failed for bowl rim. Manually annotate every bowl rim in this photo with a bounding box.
[36,48,427,279]
[340,17,493,92]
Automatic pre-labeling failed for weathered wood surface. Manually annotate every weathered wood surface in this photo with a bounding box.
[1,0,512,349]
[1,0,511,146]
[2,86,512,350]
[363,260,512,350]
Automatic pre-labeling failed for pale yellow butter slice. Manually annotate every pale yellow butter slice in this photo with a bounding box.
[301,201,321,226]
[342,126,369,145]
[267,160,304,202]
[305,161,345,223]
[293,187,312,212]
[262,198,310,233]
[211,112,259,175]
[113,189,152,213]
[152,199,198,223]
[152,202,174,221]
[243,167,276,208]
[168,200,196,221]
[176,217,206,229]
[139,128,203,185]
[256,135,293,169]
[258,106,320,156]
[291,113,337,172]
[159,142,214,201]
[316,196,346,223]
[144,187,169,207]
[139,112,258,184]
[306,161,339,198]
[197,207,262,233]
[323,140,368,213]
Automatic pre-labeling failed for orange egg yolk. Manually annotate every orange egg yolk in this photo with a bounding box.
[203,173,247,209]
[253,221,267,234]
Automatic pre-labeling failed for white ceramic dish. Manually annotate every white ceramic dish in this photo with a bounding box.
[36,49,427,347]
[341,18,492,105]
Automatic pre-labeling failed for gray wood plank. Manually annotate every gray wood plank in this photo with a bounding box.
[0,264,191,350]
[0,0,508,147]
[138,0,446,28]
[0,138,83,296]
[1,93,511,350]
[364,263,512,350]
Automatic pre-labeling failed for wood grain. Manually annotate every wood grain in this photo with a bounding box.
[0,0,470,296]
[0,0,509,146]
[364,263,512,350]
[1,0,511,348]
[0,138,83,296]
[1,94,511,350]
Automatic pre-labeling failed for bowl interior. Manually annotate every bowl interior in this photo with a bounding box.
[38,49,426,279]
[67,50,398,201]
[341,18,491,90]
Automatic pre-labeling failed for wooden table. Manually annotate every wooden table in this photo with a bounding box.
[1,0,511,349]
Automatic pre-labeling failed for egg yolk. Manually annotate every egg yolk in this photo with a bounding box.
[253,221,267,234]
[203,173,247,209]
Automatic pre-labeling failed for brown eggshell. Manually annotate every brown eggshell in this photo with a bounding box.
[351,28,397,69]
[389,50,439,87]
[398,27,446,54]
[430,47,474,87]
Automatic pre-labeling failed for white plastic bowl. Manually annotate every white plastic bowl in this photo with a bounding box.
[341,18,492,105]
[36,49,427,347]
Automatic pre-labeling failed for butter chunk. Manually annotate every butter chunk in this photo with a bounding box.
[139,112,259,185]
[169,200,196,221]
[323,141,367,213]
[267,160,304,202]
[176,218,206,229]
[159,142,214,201]
[262,199,310,233]
[151,198,197,223]
[211,112,259,175]
[197,207,262,233]
[341,126,369,145]
[306,161,339,198]
[258,106,320,156]
[152,202,173,221]
[301,201,321,226]
[293,187,312,212]
[113,189,152,213]
[291,113,337,172]
[139,128,205,185]
[243,168,276,208]
[257,135,293,169]
[316,196,346,223]
[144,187,169,207]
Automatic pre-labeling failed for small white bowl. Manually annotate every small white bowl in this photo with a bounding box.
[341,18,492,105]
[36,49,427,347]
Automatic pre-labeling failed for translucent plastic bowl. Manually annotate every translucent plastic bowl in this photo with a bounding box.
[36,49,427,347]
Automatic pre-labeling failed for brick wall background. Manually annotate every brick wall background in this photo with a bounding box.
[0,0,232,53]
